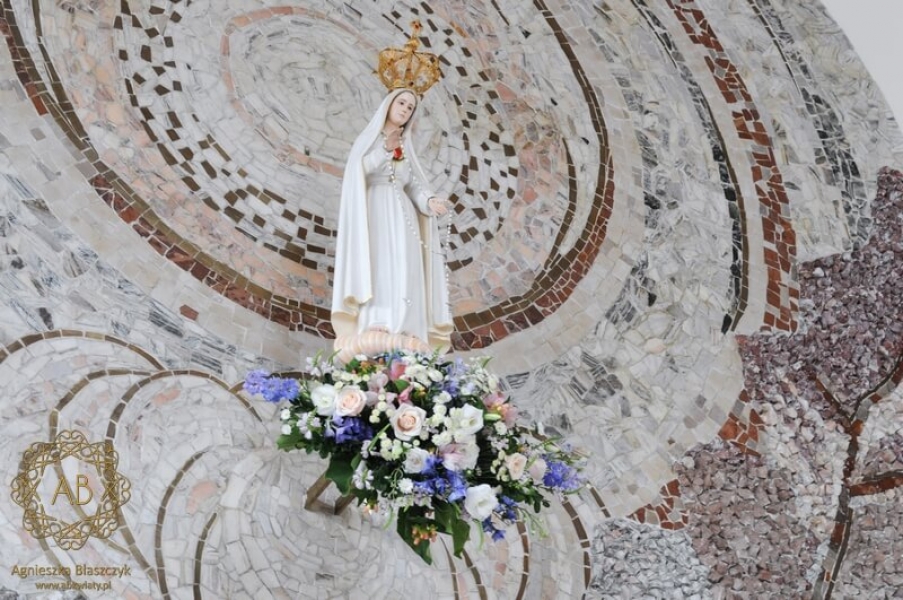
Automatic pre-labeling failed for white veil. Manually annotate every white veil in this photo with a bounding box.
[331,88,453,351]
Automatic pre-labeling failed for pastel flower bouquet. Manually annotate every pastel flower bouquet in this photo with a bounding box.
[245,351,583,564]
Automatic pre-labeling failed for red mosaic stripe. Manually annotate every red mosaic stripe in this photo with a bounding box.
[668,0,798,332]
[454,1,617,349]
[91,174,332,337]
[2,7,612,350]
[0,14,47,115]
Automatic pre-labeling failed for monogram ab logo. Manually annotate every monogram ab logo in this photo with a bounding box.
[10,430,132,550]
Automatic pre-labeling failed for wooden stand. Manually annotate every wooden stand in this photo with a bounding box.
[304,474,355,515]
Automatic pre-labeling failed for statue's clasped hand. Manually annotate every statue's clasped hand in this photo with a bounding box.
[428,197,450,217]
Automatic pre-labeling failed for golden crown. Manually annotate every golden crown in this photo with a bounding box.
[376,21,442,96]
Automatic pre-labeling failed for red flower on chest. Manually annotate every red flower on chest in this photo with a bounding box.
[392,146,404,162]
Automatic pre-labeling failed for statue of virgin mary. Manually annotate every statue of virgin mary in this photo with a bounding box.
[330,88,453,358]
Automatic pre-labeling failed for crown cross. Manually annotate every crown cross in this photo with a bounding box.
[376,21,442,96]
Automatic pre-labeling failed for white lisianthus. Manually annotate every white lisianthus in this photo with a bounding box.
[464,484,498,520]
[404,447,431,473]
[281,423,293,435]
[398,478,414,494]
[311,384,337,416]
[428,369,444,382]
[505,452,528,480]
[448,405,484,439]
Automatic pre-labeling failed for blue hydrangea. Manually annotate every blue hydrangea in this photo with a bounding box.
[244,370,300,403]
[413,480,435,495]
[421,454,442,477]
[542,459,582,491]
[325,415,373,444]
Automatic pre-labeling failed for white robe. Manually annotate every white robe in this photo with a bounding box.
[331,89,453,351]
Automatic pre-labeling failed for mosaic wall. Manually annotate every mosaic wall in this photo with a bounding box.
[0,0,901,598]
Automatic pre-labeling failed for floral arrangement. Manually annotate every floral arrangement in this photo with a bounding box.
[244,351,583,564]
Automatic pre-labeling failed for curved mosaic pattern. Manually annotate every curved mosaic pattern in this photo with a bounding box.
[0,332,593,599]
[8,0,893,354]
[1,0,903,597]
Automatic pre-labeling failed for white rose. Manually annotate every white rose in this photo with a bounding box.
[390,404,427,441]
[311,384,337,416]
[464,484,498,521]
[335,387,367,417]
[404,448,432,473]
[528,457,547,483]
[505,453,528,480]
[448,405,484,439]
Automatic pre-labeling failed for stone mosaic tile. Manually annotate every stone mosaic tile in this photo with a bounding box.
[0,0,902,598]
[836,493,903,596]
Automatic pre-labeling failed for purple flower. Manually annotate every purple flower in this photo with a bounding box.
[481,517,506,541]
[441,358,466,395]
[244,370,300,403]
[542,460,582,491]
[325,415,373,444]
[430,476,449,496]
[413,480,435,495]
[497,496,517,521]
[445,470,468,502]
[422,454,442,477]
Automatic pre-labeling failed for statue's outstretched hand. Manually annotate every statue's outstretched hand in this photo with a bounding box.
[428,197,450,216]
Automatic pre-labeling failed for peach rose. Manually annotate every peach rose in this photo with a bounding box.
[505,452,528,480]
[335,387,367,417]
[528,457,547,483]
[390,404,427,441]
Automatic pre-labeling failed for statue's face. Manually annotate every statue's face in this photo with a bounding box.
[386,92,417,128]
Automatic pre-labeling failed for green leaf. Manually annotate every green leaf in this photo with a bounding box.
[325,453,355,495]
[394,379,410,393]
[397,509,432,564]
[451,516,470,558]
[434,501,457,533]
[434,501,469,558]
[276,430,302,451]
